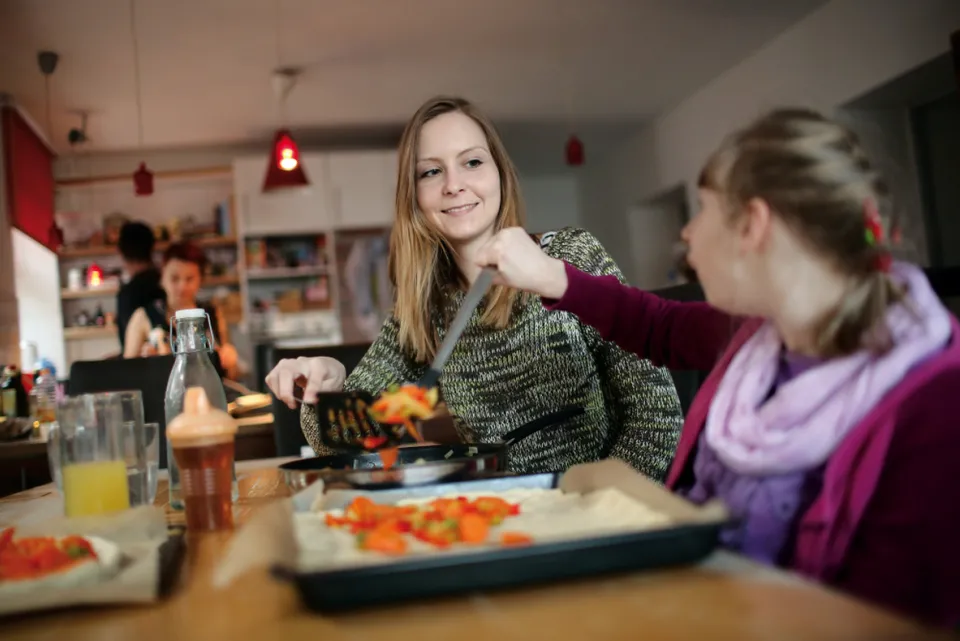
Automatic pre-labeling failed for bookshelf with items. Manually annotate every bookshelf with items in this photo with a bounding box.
[54,167,243,368]
[232,149,396,349]
[242,232,336,339]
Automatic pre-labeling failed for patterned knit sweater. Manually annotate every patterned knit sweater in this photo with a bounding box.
[300,227,683,480]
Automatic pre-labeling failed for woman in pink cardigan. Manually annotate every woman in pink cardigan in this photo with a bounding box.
[477,108,960,627]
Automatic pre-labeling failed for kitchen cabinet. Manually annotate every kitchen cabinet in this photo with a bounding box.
[327,150,397,229]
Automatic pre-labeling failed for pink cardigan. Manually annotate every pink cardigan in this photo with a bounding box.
[547,263,960,627]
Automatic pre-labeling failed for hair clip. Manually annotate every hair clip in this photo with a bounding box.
[864,199,884,247]
[863,199,891,273]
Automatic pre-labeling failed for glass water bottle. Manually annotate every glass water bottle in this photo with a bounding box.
[164,308,237,509]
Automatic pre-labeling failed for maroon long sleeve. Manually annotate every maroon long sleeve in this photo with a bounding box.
[547,262,960,627]
[544,262,741,372]
[825,365,960,627]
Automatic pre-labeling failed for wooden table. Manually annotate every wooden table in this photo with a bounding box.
[0,458,949,641]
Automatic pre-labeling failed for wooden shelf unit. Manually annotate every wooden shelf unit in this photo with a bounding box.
[55,166,231,188]
[58,235,238,260]
[63,325,117,340]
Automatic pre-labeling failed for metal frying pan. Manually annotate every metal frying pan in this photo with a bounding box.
[279,406,585,491]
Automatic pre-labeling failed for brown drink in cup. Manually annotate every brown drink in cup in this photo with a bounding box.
[167,386,238,531]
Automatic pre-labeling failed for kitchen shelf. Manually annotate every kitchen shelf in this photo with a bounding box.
[203,275,241,287]
[246,266,329,280]
[55,166,232,188]
[63,325,117,340]
[58,236,238,260]
[61,286,120,300]
[60,275,238,300]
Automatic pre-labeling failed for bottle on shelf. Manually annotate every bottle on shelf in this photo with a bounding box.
[29,367,59,437]
[1,365,29,419]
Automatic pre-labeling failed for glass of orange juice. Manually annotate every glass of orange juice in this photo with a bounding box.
[57,393,131,517]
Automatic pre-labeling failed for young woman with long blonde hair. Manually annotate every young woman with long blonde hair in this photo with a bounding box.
[267,96,683,478]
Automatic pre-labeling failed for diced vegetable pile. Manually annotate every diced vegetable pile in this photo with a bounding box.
[0,527,97,580]
[324,495,533,555]
[364,383,442,469]
[367,384,439,426]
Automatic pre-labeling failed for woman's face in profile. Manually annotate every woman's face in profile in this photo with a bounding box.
[162,259,201,308]
[415,111,501,249]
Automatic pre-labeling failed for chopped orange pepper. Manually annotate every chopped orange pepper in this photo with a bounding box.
[325,496,527,556]
[359,525,408,555]
[367,385,439,428]
[458,513,490,544]
[500,532,534,547]
[378,447,399,470]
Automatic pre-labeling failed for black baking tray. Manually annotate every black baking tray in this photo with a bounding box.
[158,529,187,598]
[272,472,725,613]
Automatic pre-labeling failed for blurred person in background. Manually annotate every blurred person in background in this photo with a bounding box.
[115,221,164,351]
[123,241,238,378]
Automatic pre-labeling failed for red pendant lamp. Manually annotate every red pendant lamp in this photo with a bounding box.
[263,66,310,192]
[565,134,584,167]
[263,127,309,191]
[134,161,154,195]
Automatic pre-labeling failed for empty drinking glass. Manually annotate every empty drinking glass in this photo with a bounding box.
[46,422,61,491]
[122,421,160,506]
[111,391,158,507]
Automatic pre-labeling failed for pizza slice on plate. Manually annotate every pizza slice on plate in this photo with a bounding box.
[0,526,122,597]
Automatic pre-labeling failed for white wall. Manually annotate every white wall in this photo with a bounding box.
[55,147,584,235]
[12,229,66,376]
[584,0,960,284]
[520,173,580,234]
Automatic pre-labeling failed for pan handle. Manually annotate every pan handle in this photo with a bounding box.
[501,406,585,447]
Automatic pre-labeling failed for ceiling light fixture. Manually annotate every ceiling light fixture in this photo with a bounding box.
[263,125,309,191]
[262,68,309,191]
[129,0,153,196]
[262,0,309,192]
[565,135,584,167]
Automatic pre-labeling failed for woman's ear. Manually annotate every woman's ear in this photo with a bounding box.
[740,197,773,253]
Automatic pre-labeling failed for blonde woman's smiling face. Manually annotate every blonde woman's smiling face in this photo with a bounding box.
[415,111,501,248]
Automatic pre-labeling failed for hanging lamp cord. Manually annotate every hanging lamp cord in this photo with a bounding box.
[129,0,145,148]
[275,0,288,124]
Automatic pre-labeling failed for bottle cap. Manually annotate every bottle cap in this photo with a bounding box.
[174,308,206,320]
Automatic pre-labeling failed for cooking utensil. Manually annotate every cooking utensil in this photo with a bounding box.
[291,267,497,452]
[290,386,414,451]
[417,266,495,389]
[279,405,585,491]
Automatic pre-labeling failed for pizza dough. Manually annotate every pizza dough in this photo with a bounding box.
[295,487,671,571]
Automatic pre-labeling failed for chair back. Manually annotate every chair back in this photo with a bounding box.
[67,351,223,468]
